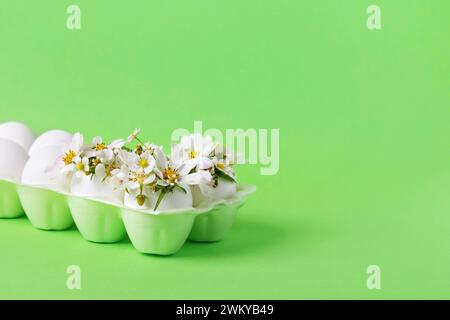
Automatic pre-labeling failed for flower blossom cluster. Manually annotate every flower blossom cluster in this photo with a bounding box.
[59,129,236,210]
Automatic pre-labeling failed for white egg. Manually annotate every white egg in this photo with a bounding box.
[21,146,70,191]
[124,191,154,210]
[191,185,208,207]
[0,138,29,182]
[28,130,72,156]
[0,122,35,152]
[212,178,237,200]
[191,177,237,206]
[70,174,124,203]
[124,184,193,211]
[124,185,192,211]
[152,184,193,211]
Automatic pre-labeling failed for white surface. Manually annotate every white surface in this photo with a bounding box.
[150,184,193,211]
[0,138,29,182]
[212,178,236,200]
[22,145,71,191]
[124,191,154,210]
[0,121,35,152]
[192,177,237,206]
[71,173,124,203]
[28,130,72,156]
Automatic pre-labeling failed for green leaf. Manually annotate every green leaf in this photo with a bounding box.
[175,183,187,194]
[154,188,168,211]
[154,183,166,192]
[216,168,236,183]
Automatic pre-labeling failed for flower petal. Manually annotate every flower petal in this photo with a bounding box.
[177,159,197,176]
[72,132,84,151]
[95,164,106,180]
[179,171,212,185]
[109,139,125,149]
[197,157,214,170]
[92,136,103,145]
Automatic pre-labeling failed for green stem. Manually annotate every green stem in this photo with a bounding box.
[154,188,168,211]
[135,136,146,146]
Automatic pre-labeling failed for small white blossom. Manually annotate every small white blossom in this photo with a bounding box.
[60,132,85,175]
[154,145,212,188]
[177,134,216,170]
[127,128,141,143]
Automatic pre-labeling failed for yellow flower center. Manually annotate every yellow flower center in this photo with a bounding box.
[139,158,149,168]
[131,171,149,185]
[188,150,197,159]
[216,162,225,170]
[95,143,107,151]
[163,167,179,183]
[76,162,85,171]
[62,150,76,165]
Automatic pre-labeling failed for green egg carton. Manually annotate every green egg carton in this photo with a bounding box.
[0,179,256,255]
[189,202,242,243]
[17,185,73,230]
[67,195,126,243]
[0,179,24,218]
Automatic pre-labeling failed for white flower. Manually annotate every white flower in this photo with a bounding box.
[213,143,233,160]
[213,155,235,177]
[79,136,125,180]
[131,151,155,173]
[154,146,212,187]
[110,165,129,190]
[126,170,155,191]
[109,138,126,149]
[118,149,156,191]
[87,136,125,161]
[176,134,216,170]
[212,144,235,177]
[142,142,165,159]
[74,156,90,178]
[127,128,141,142]
[60,132,84,175]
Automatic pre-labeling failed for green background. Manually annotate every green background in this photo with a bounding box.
[0,0,449,299]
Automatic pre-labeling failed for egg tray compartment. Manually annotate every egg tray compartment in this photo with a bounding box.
[0,179,255,255]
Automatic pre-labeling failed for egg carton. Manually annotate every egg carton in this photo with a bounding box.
[0,178,256,255]
[0,122,256,255]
